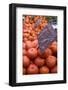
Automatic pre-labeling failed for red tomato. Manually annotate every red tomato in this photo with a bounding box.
[46,56,57,68]
[34,57,45,67]
[23,56,30,67]
[40,66,49,74]
[51,66,57,73]
[27,64,39,74]
[26,41,33,49]
[27,48,38,59]
[49,41,57,54]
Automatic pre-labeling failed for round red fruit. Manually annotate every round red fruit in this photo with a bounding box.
[40,66,49,74]
[23,56,30,67]
[27,64,39,74]
[34,57,45,67]
[46,56,57,68]
[26,41,33,49]
[27,48,37,59]
[51,66,57,73]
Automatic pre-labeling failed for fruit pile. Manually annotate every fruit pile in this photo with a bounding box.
[23,15,57,75]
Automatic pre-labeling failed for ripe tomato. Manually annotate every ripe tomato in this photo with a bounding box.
[27,48,38,59]
[51,65,57,73]
[49,41,57,54]
[26,41,33,49]
[27,64,39,74]
[46,56,57,68]
[40,66,49,74]
[23,56,30,67]
[34,57,45,67]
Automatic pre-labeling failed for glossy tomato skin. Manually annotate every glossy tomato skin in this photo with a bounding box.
[46,56,57,68]
[51,65,57,73]
[40,66,49,74]
[27,48,38,59]
[27,64,39,74]
[23,56,30,67]
[34,57,45,67]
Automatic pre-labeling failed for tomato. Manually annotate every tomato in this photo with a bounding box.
[23,56,30,67]
[27,64,39,74]
[44,48,52,58]
[46,56,57,68]
[34,57,45,67]
[26,41,33,49]
[27,48,38,59]
[51,66,57,73]
[49,41,57,54]
[40,66,49,74]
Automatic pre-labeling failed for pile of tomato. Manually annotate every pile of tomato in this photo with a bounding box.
[23,16,57,75]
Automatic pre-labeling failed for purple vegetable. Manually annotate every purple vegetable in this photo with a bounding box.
[38,24,57,53]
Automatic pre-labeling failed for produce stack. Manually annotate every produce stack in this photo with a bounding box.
[23,15,57,75]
